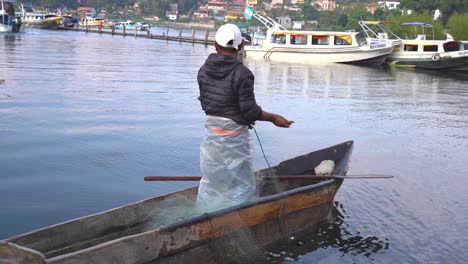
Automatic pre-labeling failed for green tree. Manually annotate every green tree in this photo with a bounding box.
[386,11,445,40]
[301,0,319,22]
[337,13,348,27]
[344,4,372,31]
[318,10,341,30]
[436,0,468,24]
[373,8,385,21]
[178,0,197,15]
[399,0,436,13]
[446,12,468,40]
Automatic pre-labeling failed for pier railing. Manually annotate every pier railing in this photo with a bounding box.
[57,25,215,45]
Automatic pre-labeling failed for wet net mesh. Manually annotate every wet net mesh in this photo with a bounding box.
[134,156,339,264]
[7,140,391,263]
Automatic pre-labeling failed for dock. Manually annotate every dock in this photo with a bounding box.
[58,26,216,45]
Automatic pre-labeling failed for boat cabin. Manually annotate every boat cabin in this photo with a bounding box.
[266,30,357,47]
[398,40,465,53]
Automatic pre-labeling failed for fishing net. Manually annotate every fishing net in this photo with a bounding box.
[137,144,339,263]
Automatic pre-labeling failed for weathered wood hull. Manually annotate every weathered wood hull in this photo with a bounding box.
[0,141,353,264]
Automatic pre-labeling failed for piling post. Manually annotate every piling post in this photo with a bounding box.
[123,24,126,37]
[135,27,138,38]
[147,30,150,38]
[99,25,102,34]
[112,25,115,36]
[178,29,182,42]
[85,19,88,32]
[204,29,209,45]
[192,28,196,43]
[166,26,169,40]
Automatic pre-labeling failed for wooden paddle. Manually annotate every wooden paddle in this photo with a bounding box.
[144,175,394,181]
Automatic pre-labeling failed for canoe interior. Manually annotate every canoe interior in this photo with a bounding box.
[2,141,353,262]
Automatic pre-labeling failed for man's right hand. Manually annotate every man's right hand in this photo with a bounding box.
[259,111,293,128]
[272,114,293,128]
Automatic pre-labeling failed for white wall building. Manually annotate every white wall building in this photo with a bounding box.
[291,0,304,6]
[378,1,400,10]
[290,0,336,11]
[271,0,284,7]
[314,0,336,11]
[434,9,441,20]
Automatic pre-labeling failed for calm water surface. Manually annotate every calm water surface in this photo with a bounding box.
[1,29,467,263]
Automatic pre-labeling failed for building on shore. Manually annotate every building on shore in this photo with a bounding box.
[246,0,258,8]
[77,7,96,18]
[313,0,336,11]
[378,1,400,10]
[166,2,178,20]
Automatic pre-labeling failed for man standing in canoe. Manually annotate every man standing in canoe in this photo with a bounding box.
[197,24,292,210]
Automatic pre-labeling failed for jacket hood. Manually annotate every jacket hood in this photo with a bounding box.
[203,53,241,79]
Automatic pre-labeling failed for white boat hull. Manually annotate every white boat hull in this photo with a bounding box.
[388,41,468,71]
[0,24,12,32]
[244,45,394,64]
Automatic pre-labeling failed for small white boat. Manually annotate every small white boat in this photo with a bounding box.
[243,13,395,65]
[113,20,150,31]
[0,0,21,32]
[362,21,468,71]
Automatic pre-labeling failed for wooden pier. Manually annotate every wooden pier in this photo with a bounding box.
[57,26,215,45]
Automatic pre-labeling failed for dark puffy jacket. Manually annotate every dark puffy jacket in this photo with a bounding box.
[198,53,262,125]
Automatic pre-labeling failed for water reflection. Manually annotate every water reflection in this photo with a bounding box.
[1,29,468,263]
[244,58,394,99]
[258,201,389,263]
[384,64,468,82]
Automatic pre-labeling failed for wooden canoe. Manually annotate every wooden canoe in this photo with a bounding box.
[0,141,353,264]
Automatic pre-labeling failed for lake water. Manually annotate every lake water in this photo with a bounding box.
[1,29,467,263]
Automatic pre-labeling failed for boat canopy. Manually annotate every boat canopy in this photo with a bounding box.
[271,30,357,36]
[361,21,395,25]
[401,22,432,27]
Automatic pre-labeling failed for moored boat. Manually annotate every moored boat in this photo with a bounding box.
[243,13,394,65]
[22,7,62,30]
[113,20,150,31]
[0,141,353,264]
[60,15,79,28]
[387,22,468,71]
[79,16,105,28]
[0,0,21,32]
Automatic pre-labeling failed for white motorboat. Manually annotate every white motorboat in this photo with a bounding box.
[389,22,468,71]
[112,20,150,31]
[359,21,468,71]
[243,13,395,65]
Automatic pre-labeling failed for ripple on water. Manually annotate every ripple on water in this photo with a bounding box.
[1,30,468,262]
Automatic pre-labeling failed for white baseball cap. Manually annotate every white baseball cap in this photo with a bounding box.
[215,24,244,50]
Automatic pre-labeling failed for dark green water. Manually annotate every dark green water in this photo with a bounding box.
[1,29,467,263]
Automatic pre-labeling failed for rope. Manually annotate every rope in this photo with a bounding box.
[253,126,271,168]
